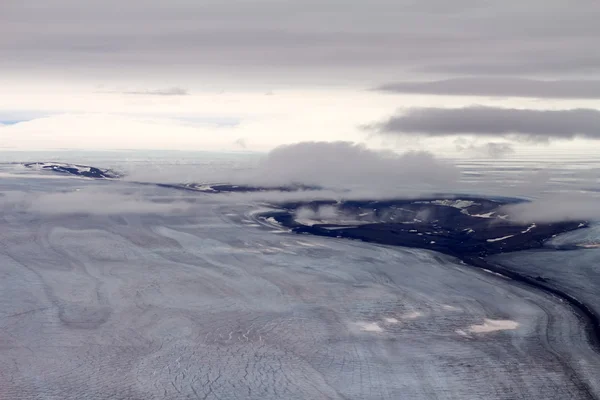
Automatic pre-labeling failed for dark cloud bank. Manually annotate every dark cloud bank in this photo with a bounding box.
[3,1,600,79]
[376,78,600,99]
[374,106,600,142]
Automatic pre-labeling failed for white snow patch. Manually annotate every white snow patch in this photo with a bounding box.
[194,185,217,192]
[265,217,281,226]
[356,322,384,333]
[468,319,519,333]
[296,241,322,248]
[400,311,423,320]
[441,305,460,311]
[322,225,358,230]
[25,162,107,176]
[431,199,477,209]
[521,223,536,234]
[471,212,496,218]
[482,269,509,279]
[579,243,600,248]
[486,234,515,242]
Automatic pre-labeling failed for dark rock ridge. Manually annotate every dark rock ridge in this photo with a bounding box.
[24,162,120,179]
[155,182,321,194]
[262,197,586,257]
[22,161,319,192]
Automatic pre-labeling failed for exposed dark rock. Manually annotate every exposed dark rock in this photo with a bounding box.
[262,197,586,257]
[24,162,120,179]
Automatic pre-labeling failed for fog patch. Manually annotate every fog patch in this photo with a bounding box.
[293,205,371,226]
[454,139,515,158]
[502,193,600,223]
[295,205,339,221]
[354,322,384,333]
[0,189,193,216]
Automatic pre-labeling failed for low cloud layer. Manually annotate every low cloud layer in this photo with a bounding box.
[295,205,340,222]
[502,194,600,223]
[374,106,600,142]
[376,78,600,99]
[249,141,459,189]
[0,189,193,215]
[120,141,460,195]
[454,140,515,158]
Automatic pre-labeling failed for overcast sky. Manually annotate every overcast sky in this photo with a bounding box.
[2,0,600,154]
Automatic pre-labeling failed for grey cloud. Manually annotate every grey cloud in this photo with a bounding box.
[295,205,340,221]
[2,1,600,79]
[249,141,459,189]
[502,193,600,223]
[418,54,600,77]
[122,141,459,193]
[376,78,600,99]
[479,142,515,158]
[454,140,515,158]
[375,106,600,142]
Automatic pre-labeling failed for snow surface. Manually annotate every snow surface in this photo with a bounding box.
[0,161,599,399]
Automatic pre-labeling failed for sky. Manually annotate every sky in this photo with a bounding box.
[2,0,600,156]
